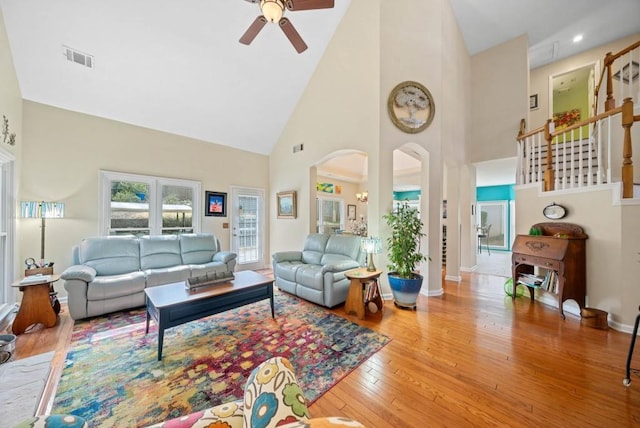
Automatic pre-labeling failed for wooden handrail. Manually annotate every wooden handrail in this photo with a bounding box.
[516,124,546,141]
[594,40,640,114]
[550,105,623,138]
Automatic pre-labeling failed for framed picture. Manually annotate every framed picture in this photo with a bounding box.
[347,204,356,220]
[205,191,227,217]
[277,191,297,219]
[387,81,435,134]
[529,94,538,110]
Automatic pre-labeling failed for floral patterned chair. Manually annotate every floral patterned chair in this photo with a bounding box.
[147,356,364,428]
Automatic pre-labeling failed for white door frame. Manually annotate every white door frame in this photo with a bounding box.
[230,186,265,271]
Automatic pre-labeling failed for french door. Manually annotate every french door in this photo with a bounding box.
[230,186,265,271]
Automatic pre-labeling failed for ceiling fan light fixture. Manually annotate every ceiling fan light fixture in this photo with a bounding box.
[261,0,284,23]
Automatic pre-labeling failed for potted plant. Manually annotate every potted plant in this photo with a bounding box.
[383,201,430,309]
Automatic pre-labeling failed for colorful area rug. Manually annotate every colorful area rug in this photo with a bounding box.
[52,291,390,427]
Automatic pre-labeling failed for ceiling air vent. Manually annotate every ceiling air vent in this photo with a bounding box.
[62,46,94,69]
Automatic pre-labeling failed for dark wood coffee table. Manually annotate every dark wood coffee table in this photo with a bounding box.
[144,270,274,360]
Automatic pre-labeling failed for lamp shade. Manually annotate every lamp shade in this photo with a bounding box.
[361,236,381,255]
[260,0,284,22]
[21,201,65,219]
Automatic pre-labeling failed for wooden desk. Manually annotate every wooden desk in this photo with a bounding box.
[511,223,587,319]
[11,274,60,334]
[344,268,383,320]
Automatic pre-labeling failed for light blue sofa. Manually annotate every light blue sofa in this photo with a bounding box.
[61,234,237,320]
[272,233,364,308]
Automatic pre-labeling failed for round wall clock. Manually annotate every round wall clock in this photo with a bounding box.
[542,203,567,220]
[387,81,435,134]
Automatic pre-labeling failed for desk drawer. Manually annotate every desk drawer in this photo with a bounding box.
[513,254,560,271]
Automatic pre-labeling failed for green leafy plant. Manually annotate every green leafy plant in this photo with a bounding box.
[383,202,430,279]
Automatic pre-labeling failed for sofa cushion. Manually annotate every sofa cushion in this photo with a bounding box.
[140,235,182,270]
[274,261,303,282]
[301,234,330,265]
[324,235,361,261]
[145,401,244,428]
[78,236,141,276]
[295,265,323,291]
[180,234,218,264]
[86,271,146,301]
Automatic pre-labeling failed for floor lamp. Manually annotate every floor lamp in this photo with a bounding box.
[21,201,65,267]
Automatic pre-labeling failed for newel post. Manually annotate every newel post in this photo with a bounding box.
[544,119,555,191]
[621,97,634,198]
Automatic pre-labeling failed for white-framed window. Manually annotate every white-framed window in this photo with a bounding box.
[99,171,201,236]
[316,197,345,234]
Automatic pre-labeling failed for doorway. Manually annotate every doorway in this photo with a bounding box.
[550,62,596,133]
[230,186,265,271]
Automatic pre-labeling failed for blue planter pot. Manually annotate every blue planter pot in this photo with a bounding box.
[388,272,423,309]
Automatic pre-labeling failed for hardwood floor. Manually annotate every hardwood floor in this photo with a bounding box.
[8,271,640,427]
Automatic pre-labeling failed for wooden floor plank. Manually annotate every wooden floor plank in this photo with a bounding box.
[5,269,640,427]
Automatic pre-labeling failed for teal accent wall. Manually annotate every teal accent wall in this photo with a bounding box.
[393,190,421,201]
[476,184,515,251]
[477,184,514,201]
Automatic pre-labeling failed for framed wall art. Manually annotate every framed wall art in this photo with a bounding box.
[387,80,435,134]
[277,190,297,219]
[205,191,227,217]
[347,204,356,220]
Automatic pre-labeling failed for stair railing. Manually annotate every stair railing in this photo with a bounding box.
[517,40,639,198]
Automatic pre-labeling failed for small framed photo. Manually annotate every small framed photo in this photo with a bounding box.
[529,94,538,110]
[347,204,356,220]
[277,191,297,219]
[205,191,227,217]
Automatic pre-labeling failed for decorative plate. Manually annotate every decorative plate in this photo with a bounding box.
[387,81,435,134]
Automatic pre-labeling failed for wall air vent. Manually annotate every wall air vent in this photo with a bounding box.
[62,46,94,69]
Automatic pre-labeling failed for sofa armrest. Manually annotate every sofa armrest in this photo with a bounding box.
[212,251,237,265]
[60,265,97,282]
[321,260,360,273]
[272,251,303,263]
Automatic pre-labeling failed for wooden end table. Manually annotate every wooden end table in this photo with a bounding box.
[345,268,383,320]
[11,273,60,334]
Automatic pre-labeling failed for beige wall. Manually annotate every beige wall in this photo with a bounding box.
[0,7,22,294]
[269,0,380,254]
[270,0,471,296]
[20,101,270,298]
[470,34,529,164]
[529,32,640,127]
[515,184,640,328]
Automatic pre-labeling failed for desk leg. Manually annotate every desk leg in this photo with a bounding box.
[269,283,275,318]
[157,327,164,361]
[12,284,57,335]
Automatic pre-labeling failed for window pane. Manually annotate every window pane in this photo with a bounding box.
[238,195,259,264]
[161,184,193,234]
[110,181,149,233]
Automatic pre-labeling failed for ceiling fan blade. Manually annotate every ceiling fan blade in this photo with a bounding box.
[279,18,308,53]
[285,0,334,11]
[239,16,267,45]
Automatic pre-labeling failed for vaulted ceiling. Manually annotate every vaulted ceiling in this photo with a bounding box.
[1,0,639,159]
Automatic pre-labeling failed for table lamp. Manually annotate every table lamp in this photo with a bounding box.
[21,201,65,266]
[361,236,381,272]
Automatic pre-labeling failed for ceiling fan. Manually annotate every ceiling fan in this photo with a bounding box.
[239,0,335,53]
